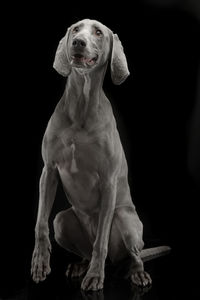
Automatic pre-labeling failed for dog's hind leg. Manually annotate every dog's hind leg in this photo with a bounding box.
[53,208,93,277]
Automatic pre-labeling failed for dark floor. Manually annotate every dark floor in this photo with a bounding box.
[1,241,199,300]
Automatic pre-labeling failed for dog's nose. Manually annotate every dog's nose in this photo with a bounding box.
[72,38,87,48]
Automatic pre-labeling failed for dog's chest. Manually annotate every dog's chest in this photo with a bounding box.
[44,119,121,212]
[54,127,102,173]
[50,129,104,212]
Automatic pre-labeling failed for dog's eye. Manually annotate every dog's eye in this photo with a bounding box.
[73,26,79,33]
[95,29,102,36]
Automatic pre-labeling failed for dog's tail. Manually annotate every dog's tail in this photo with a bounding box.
[141,246,171,262]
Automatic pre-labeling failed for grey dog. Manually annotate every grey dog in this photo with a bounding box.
[31,19,170,291]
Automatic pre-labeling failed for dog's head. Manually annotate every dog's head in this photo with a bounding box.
[53,19,129,85]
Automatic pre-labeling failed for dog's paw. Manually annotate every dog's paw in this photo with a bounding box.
[31,240,51,283]
[131,271,152,287]
[66,259,89,278]
[81,273,104,291]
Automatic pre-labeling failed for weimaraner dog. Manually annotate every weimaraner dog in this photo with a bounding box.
[31,19,170,291]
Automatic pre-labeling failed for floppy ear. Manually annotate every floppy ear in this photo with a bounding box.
[53,28,71,77]
[110,34,130,85]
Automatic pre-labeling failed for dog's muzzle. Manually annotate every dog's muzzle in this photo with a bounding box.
[70,53,98,67]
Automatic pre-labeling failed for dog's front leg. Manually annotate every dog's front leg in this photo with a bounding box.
[31,164,58,283]
[81,178,117,291]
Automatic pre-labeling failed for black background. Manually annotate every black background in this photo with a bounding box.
[1,0,200,299]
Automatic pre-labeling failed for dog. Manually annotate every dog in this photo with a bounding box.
[31,19,170,291]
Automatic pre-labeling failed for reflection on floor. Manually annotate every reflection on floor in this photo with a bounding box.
[1,241,199,300]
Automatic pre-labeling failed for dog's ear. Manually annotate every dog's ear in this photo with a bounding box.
[53,28,71,77]
[110,34,130,85]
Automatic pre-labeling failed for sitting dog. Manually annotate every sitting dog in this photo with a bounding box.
[31,19,170,291]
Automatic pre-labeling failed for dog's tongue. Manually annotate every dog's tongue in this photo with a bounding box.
[86,58,95,65]
[73,54,95,65]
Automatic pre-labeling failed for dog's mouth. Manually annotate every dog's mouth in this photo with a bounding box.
[71,53,98,67]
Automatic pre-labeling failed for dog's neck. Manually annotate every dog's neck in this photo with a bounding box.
[64,63,108,128]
